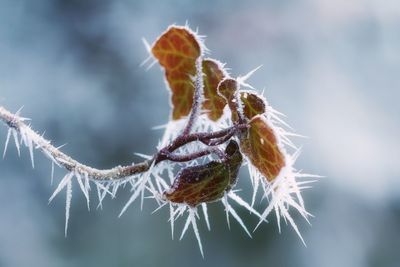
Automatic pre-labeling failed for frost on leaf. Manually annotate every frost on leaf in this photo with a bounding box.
[219,80,266,123]
[240,92,266,120]
[164,140,242,207]
[240,116,285,182]
[151,26,201,120]
[202,59,227,121]
[217,78,241,122]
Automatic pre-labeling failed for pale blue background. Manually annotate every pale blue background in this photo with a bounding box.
[0,0,399,266]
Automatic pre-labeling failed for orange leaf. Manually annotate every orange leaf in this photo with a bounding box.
[164,140,242,207]
[152,26,201,120]
[240,116,285,182]
[202,59,227,121]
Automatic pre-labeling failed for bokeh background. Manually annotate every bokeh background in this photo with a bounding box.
[0,0,399,266]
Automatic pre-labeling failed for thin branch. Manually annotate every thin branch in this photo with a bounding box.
[182,57,204,135]
[159,147,226,163]
[163,123,248,155]
[0,106,246,181]
[200,126,240,146]
[0,106,152,181]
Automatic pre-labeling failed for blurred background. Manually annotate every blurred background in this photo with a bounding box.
[0,0,399,266]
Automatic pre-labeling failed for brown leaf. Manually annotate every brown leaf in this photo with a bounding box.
[152,26,201,120]
[240,92,266,119]
[202,59,226,121]
[164,140,243,207]
[217,78,240,122]
[240,116,285,182]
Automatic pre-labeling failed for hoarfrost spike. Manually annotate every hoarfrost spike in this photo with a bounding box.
[151,202,167,214]
[254,196,278,231]
[140,37,153,68]
[15,106,24,117]
[280,205,306,246]
[190,209,204,258]
[237,65,262,89]
[3,128,11,158]
[49,172,74,203]
[202,203,211,231]
[51,162,54,185]
[75,172,90,211]
[228,192,266,222]
[222,195,230,230]
[180,212,192,241]
[225,200,252,238]
[169,204,174,239]
[27,135,34,168]
[12,129,20,156]
[119,162,155,217]
[65,178,73,237]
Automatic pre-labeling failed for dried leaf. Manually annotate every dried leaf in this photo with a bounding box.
[152,26,201,120]
[240,116,285,182]
[164,140,243,207]
[202,59,226,121]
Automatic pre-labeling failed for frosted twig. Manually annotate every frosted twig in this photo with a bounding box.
[1,106,247,181]
[182,57,204,135]
[1,106,153,181]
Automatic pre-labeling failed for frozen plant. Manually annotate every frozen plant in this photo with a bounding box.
[0,25,318,257]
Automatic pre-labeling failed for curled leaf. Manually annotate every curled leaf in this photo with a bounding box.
[164,140,242,207]
[240,92,266,119]
[217,78,240,121]
[218,78,237,104]
[152,26,201,120]
[240,116,285,182]
[202,59,227,121]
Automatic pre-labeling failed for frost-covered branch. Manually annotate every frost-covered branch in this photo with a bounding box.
[182,57,204,135]
[158,122,248,158]
[0,104,249,238]
[0,106,153,181]
[0,106,247,181]
[159,147,226,162]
